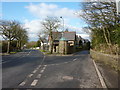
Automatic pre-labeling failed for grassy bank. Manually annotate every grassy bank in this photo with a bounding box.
[90,49,119,71]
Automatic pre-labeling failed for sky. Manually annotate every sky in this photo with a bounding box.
[2,2,90,41]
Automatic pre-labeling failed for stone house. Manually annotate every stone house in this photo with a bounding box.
[48,31,83,54]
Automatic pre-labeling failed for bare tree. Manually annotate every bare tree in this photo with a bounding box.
[15,26,28,50]
[38,32,47,50]
[0,20,20,53]
[80,2,120,54]
[41,17,60,54]
[0,20,28,53]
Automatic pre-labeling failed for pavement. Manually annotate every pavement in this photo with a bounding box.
[2,49,102,88]
[96,62,118,88]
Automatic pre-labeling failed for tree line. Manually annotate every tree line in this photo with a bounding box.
[80,2,120,55]
[0,20,28,53]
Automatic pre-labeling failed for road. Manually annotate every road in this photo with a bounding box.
[2,49,101,88]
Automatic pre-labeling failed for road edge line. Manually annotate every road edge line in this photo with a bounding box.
[92,59,107,88]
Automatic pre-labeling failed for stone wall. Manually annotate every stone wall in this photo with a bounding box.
[59,41,68,54]
[90,49,119,71]
[58,41,76,54]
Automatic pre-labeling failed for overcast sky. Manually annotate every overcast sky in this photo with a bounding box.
[2,2,90,41]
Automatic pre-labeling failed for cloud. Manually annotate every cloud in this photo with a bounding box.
[24,19,42,34]
[76,34,90,40]
[23,19,90,41]
[23,19,42,41]
[25,3,77,18]
[65,24,85,34]
[24,3,89,41]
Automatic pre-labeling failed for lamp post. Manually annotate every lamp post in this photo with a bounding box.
[60,16,64,36]
[60,16,66,54]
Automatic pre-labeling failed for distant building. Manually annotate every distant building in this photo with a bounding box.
[48,31,84,54]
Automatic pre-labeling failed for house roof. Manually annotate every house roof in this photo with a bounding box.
[52,32,62,40]
[63,32,76,40]
[52,32,76,41]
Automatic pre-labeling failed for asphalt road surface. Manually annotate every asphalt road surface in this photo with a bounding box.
[2,49,102,88]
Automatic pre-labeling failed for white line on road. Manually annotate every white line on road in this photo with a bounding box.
[44,65,47,67]
[32,70,37,73]
[48,61,73,66]
[92,59,107,88]
[28,74,33,77]
[64,62,68,64]
[40,69,44,73]
[43,65,47,70]
[73,58,77,61]
[36,74,42,79]
[2,60,10,64]
[36,67,40,70]
[31,79,38,86]
[19,80,27,86]
[38,65,41,68]
[42,67,46,70]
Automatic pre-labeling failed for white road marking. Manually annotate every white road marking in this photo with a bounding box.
[44,65,47,67]
[40,69,44,73]
[19,81,26,86]
[62,76,73,80]
[2,61,10,64]
[38,65,41,68]
[36,74,42,78]
[32,70,37,73]
[28,74,33,77]
[92,59,107,88]
[43,67,46,70]
[73,58,77,61]
[48,61,72,66]
[31,79,38,86]
[64,62,68,64]
[36,67,39,70]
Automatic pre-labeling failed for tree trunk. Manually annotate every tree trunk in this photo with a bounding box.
[20,41,22,50]
[102,27,112,54]
[18,41,21,50]
[49,40,53,54]
[16,40,19,50]
[7,40,10,53]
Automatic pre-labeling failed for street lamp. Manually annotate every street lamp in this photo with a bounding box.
[116,0,120,15]
[60,16,64,35]
[60,16,66,54]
